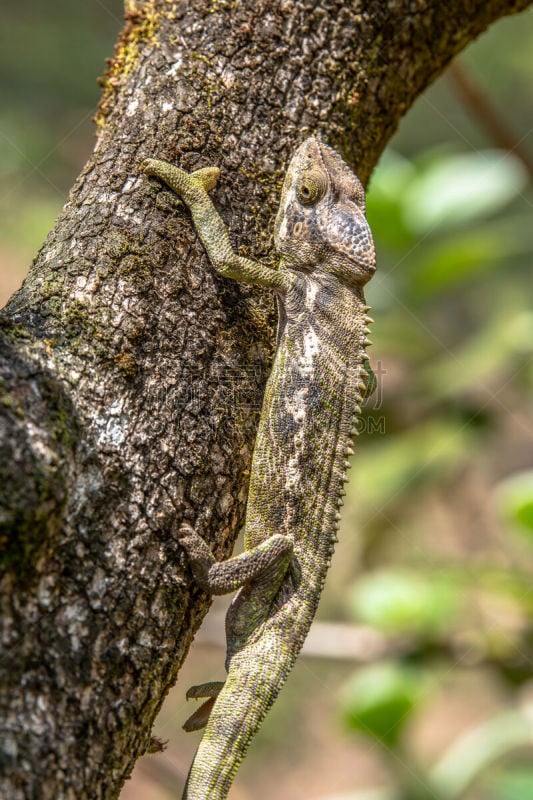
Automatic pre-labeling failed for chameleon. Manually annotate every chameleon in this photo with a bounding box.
[140,137,376,799]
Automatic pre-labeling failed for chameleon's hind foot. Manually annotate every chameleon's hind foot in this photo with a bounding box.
[186,681,225,700]
[183,681,225,732]
[178,522,293,595]
[183,697,217,732]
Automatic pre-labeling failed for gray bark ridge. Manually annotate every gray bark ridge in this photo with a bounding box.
[0,1,530,798]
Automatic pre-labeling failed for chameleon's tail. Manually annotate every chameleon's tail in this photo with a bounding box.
[181,638,286,800]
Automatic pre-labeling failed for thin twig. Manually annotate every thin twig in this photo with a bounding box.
[448,60,533,179]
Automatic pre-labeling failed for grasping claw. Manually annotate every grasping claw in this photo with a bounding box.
[183,682,225,733]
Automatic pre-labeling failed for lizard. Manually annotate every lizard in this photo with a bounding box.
[140,137,376,799]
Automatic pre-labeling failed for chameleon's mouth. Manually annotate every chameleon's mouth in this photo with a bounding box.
[354,257,376,274]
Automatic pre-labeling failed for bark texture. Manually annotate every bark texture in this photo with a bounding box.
[0,1,530,797]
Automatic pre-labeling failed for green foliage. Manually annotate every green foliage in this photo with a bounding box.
[351,142,533,528]
[367,147,531,306]
[488,768,533,800]
[351,418,476,510]
[349,569,458,637]
[431,711,533,800]
[340,662,428,746]
[402,150,527,233]
[343,92,533,800]
[496,470,533,542]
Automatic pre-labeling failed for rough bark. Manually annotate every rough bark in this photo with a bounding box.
[0,1,530,798]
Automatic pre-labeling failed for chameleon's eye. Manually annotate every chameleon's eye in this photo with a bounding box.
[297,170,327,206]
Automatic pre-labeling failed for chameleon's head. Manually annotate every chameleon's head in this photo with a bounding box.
[274,138,376,286]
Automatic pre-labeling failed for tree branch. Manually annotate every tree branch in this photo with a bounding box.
[1,0,531,797]
[448,59,533,178]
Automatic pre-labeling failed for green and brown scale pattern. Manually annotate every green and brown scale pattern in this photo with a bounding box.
[142,138,376,799]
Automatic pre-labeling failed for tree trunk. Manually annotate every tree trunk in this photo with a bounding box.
[0,1,530,797]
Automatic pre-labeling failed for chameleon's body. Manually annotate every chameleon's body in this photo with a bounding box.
[141,139,376,799]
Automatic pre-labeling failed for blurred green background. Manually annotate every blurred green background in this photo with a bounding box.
[1,3,532,799]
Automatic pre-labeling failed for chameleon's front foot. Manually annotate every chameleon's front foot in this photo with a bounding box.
[139,157,220,199]
[140,155,292,290]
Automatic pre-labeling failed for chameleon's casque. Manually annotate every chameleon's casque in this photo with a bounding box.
[141,138,376,799]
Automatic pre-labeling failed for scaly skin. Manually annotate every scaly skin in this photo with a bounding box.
[141,138,376,799]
